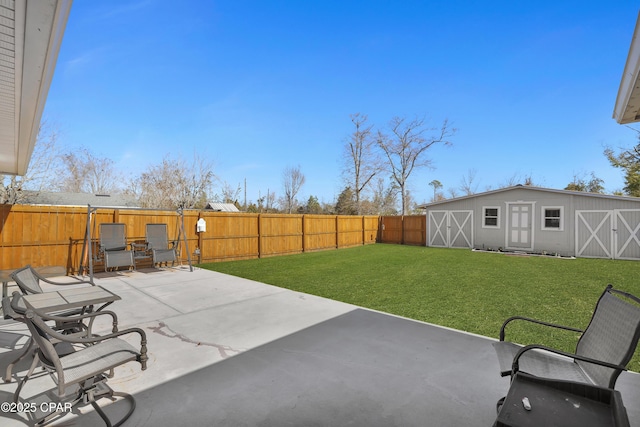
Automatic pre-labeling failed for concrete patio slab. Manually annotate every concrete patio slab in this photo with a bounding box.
[0,267,639,426]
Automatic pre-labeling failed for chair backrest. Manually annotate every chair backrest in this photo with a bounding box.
[576,285,640,388]
[11,265,43,294]
[25,315,61,372]
[146,224,169,250]
[100,223,127,251]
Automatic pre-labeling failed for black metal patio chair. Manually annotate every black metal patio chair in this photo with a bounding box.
[493,285,640,389]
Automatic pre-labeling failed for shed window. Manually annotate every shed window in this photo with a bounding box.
[483,207,500,228]
[542,207,563,231]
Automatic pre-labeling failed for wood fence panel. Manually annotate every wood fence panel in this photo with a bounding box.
[363,216,379,245]
[259,214,303,257]
[304,215,337,252]
[200,212,259,262]
[403,215,427,246]
[337,216,364,248]
[378,215,427,245]
[0,205,88,272]
[379,216,404,244]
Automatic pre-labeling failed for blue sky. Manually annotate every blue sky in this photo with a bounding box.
[43,0,640,206]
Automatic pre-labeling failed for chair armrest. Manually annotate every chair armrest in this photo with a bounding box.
[512,344,627,379]
[34,308,119,334]
[499,316,583,341]
[26,309,148,369]
[38,275,95,287]
[28,266,95,287]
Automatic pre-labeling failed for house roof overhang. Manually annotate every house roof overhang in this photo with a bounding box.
[614,11,640,124]
[0,0,72,176]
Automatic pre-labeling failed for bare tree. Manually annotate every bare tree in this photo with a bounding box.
[459,168,479,196]
[499,173,540,189]
[342,113,380,214]
[58,147,121,194]
[0,121,62,204]
[218,181,242,204]
[133,155,215,209]
[377,116,455,214]
[282,165,305,214]
[371,177,399,215]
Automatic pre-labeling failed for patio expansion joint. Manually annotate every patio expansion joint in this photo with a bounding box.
[116,277,189,315]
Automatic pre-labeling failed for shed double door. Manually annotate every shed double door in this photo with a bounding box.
[576,209,640,260]
[428,210,473,248]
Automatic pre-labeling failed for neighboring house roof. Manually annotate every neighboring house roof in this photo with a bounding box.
[205,202,240,212]
[418,185,640,209]
[21,191,140,208]
[0,0,73,175]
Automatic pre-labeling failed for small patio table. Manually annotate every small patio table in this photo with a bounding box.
[21,286,121,314]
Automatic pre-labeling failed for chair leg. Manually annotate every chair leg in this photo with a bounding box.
[84,377,136,427]
[5,337,34,382]
[13,353,40,403]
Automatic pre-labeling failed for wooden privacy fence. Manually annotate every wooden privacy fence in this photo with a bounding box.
[0,205,381,273]
[378,215,426,246]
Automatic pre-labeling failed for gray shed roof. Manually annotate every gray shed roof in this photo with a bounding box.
[21,191,140,208]
[418,185,640,209]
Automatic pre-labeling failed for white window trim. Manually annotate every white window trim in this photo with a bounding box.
[541,206,564,231]
[482,206,500,229]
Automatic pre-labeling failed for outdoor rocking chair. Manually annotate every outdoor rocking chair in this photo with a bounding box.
[99,223,135,271]
[493,285,640,390]
[146,223,177,267]
[12,292,147,426]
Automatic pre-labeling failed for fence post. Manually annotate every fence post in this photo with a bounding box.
[197,212,204,263]
[335,215,339,249]
[302,215,306,253]
[258,214,262,258]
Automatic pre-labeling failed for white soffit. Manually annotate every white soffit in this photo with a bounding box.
[0,0,72,176]
[614,11,640,124]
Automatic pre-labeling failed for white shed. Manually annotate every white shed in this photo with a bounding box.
[419,185,640,260]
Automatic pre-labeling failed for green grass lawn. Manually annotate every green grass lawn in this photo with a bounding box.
[200,244,640,372]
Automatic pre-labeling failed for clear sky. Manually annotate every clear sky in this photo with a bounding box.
[43,0,640,207]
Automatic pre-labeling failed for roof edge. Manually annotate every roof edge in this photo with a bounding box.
[418,185,640,209]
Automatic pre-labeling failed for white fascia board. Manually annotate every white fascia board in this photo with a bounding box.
[15,0,72,175]
[614,11,640,124]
